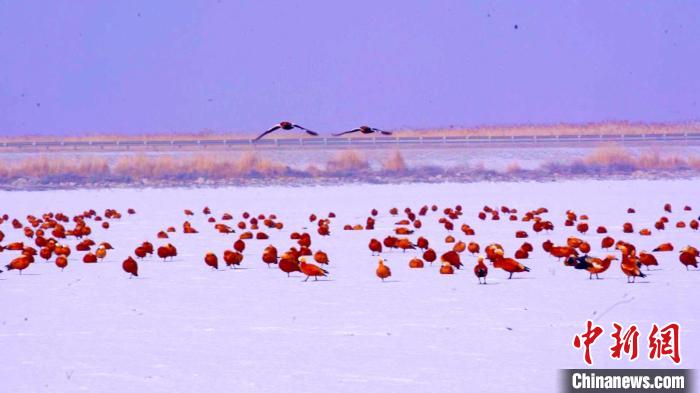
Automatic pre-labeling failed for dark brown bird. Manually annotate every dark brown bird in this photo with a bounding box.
[332,126,392,136]
[253,121,318,141]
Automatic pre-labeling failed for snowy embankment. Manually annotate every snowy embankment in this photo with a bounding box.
[1,179,698,393]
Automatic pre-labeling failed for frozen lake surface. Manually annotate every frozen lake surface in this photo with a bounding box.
[1,179,699,392]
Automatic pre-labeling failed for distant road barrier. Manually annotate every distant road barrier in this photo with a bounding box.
[1,132,699,151]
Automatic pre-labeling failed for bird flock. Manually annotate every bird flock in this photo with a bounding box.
[1,201,698,284]
[253,122,391,141]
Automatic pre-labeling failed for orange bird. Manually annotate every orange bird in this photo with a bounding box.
[453,241,467,253]
[542,240,553,252]
[383,236,398,249]
[279,252,301,277]
[39,247,53,262]
[638,252,658,270]
[467,241,480,255]
[142,241,154,255]
[313,250,329,265]
[579,242,591,254]
[514,248,529,259]
[204,252,218,270]
[369,238,382,255]
[576,222,589,234]
[396,238,415,252]
[55,255,68,271]
[619,246,646,283]
[376,259,392,281]
[299,258,328,281]
[223,250,244,268]
[653,242,674,252]
[473,256,488,284]
[122,256,139,277]
[439,261,454,275]
[156,243,173,261]
[567,237,583,248]
[585,255,617,279]
[485,243,504,262]
[492,249,530,279]
[408,258,424,268]
[233,239,246,253]
[416,236,429,250]
[423,248,437,265]
[5,255,31,274]
[83,253,97,263]
[440,251,462,269]
[601,236,615,250]
[549,246,578,260]
[679,246,698,270]
[95,246,107,261]
[262,245,278,267]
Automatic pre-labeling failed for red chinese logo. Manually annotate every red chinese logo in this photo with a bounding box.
[648,322,681,364]
[573,319,604,365]
[609,323,639,360]
[573,321,681,365]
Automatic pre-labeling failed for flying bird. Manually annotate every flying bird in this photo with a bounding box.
[253,121,318,141]
[332,126,392,137]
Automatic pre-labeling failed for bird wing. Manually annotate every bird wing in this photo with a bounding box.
[292,124,318,136]
[372,128,392,135]
[333,128,361,136]
[253,125,281,141]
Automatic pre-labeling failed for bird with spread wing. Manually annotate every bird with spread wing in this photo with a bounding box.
[332,126,392,137]
[253,121,318,141]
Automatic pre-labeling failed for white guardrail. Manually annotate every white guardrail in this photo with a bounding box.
[1,132,699,150]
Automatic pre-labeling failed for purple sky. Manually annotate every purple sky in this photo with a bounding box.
[1,1,698,136]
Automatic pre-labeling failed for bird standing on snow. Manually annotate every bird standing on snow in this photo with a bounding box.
[679,246,698,270]
[333,126,392,136]
[122,256,139,278]
[253,121,318,141]
[376,258,391,281]
[473,255,488,284]
[299,258,328,281]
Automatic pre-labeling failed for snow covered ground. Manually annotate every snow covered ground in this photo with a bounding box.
[1,179,698,393]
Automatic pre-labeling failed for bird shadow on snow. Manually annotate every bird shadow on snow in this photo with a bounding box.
[379,279,402,283]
